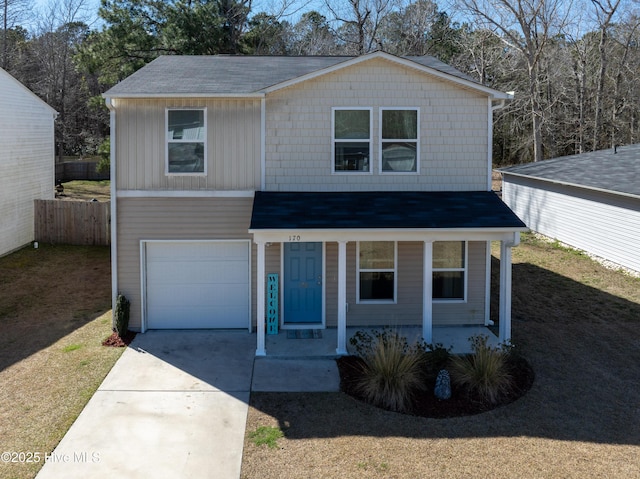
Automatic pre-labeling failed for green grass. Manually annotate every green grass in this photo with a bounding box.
[61,344,82,352]
[249,426,284,449]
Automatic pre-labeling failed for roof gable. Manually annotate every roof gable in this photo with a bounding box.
[103,52,510,100]
[0,67,57,116]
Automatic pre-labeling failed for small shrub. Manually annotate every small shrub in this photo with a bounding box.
[95,138,110,174]
[114,294,130,337]
[349,327,425,358]
[449,334,513,405]
[249,426,283,449]
[355,330,426,413]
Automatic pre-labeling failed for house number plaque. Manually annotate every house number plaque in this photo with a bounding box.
[288,235,301,241]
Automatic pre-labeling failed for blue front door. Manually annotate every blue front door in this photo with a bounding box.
[284,242,322,324]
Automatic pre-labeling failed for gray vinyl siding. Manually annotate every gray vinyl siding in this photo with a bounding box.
[325,241,486,328]
[433,241,487,325]
[116,196,255,330]
[264,57,490,192]
[0,70,55,256]
[503,174,640,273]
[114,98,261,191]
[258,240,487,329]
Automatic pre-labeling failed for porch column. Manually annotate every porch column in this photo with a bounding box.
[422,240,433,344]
[499,233,519,343]
[256,241,266,356]
[336,240,348,355]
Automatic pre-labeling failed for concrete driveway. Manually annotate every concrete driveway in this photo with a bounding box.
[36,331,255,479]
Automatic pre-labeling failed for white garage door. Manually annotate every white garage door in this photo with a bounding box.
[145,241,250,329]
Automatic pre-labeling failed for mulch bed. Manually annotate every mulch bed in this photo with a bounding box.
[336,354,535,418]
[102,330,137,347]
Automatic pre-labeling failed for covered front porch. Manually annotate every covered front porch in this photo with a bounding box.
[260,325,502,357]
[249,191,527,357]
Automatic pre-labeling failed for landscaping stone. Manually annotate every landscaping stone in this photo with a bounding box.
[434,369,451,400]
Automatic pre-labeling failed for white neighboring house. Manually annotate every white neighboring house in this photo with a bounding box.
[0,68,57,256]
[500,144,640,274]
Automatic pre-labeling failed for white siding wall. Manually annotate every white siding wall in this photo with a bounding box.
[0,69,55,256]
[114,98,261,191]
[265,57,490,192]
[503,175,640,273]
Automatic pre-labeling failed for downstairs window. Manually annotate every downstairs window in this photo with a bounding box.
[358,241,396,302]
[433,241,466,300]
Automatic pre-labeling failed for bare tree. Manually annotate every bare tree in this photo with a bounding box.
[325,0,400,54]
[377,0,440,55]
[589,0,622,150]
[453,0,573,162]
[33,0,92,162]
[2,0,32,69]
[289,10,338,54]
[609,14,640,147]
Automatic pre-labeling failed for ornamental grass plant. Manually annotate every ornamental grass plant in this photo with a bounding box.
[354,330,426,413]
[449,334,513,405]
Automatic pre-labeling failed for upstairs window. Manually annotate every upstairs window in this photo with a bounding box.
[433,241,466,300]
[358,241,396,302]
[381,108,418,173]
[166,108,206,174]
[333,108,372,173]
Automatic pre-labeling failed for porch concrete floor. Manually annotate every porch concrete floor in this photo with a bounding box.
[261,325,501,357]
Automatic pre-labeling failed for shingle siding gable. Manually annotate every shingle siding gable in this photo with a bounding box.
[263,58,489,192]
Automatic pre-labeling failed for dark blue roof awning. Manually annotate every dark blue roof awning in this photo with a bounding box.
[250,191,526,230]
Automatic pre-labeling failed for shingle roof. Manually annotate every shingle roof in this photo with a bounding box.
[103,53,481,97]
[499,144,640,198]
[250,191,526,230]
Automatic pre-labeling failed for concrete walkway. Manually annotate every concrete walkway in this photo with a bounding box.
[36,331,339,479]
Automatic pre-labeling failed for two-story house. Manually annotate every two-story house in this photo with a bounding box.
[103,52,526,356]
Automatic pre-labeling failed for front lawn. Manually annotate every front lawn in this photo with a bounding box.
[242,234,640,478]
[0,245,123,479]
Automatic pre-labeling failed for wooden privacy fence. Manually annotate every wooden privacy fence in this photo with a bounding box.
[34,200,111,246]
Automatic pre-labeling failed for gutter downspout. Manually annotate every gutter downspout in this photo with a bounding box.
[105,96,117,328]
[485,92,514,326]
[488,92,513,191]
[260,97,266,191]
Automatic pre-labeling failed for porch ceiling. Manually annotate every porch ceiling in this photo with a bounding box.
[250,191,526,232]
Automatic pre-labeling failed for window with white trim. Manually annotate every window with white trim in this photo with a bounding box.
[433,241,466,300]
[358,241,396,302]
[333,108,372,172]
[166,108,206,174]
[381,108,418,173]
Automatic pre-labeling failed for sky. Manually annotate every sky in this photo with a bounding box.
[25,0,101,32]
[27,0,331,32]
